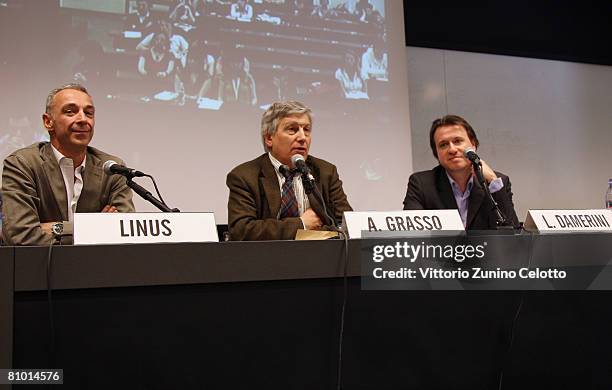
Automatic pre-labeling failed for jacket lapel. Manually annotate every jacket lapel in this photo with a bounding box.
[259,155,281,218]
[305,158,328,222]
[466,179,485,228]
[40,143,68,221]
[434,166,459,210]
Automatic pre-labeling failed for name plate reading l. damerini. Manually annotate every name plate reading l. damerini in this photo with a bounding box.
[524,209,612,233]
[73,212,218,245]
[342,210,464,239]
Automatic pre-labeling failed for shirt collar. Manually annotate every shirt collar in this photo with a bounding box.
[446,171,473,196]
[50,144,86,171]
[267,152,284,174]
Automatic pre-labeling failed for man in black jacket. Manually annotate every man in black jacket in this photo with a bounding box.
[403,114,518,229]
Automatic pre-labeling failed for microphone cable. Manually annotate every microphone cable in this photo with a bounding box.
[336,229,350,390]
[497,231,532,390]
[300,170,349,389]
[290,156,350,388]
[46,239,58,373]
[143,174,169,208]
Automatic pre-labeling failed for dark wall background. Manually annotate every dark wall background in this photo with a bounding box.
[403,3,612,66]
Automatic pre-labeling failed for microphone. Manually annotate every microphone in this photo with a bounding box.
[462,148,512,228]
[279,164,291,177]
[463,147,481,165]
[291,154,315,182]
[290,154,337,227]
[103,160,146,178]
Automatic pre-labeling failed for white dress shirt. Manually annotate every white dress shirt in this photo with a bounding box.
[51,145,86,222]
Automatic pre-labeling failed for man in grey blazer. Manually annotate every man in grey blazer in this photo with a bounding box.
[226,101,352,240]
[1,83,134,245]
[403,115,518,229]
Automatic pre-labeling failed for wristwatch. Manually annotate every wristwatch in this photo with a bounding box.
[51,222,64,237]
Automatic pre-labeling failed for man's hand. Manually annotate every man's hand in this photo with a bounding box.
[40,222,56,236]
[300,208,323,230]
[475,159,498,184]
[101,205,118,213]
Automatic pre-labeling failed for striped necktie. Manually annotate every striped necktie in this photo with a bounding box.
[279,166,299,218]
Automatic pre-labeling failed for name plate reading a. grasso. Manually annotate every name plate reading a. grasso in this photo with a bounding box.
[343,210,464,239]
[524,209,612,233]
[73,212,218,245]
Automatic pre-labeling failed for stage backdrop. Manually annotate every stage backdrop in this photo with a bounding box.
[406,46,612,220]
[0,0,412,222]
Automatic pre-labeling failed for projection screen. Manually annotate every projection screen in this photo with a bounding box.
[0,0,411,222]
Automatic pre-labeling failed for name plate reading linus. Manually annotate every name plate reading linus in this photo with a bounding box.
[524,209,612,233]
[343,210,464,239]
[74,212,218,245]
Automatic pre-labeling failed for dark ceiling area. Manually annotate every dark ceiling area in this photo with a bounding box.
[403,3,612,66]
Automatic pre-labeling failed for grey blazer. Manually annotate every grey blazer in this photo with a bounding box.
[1,142,134,245]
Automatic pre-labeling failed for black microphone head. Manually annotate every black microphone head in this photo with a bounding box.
[279,164,290,176]
[463,147,481,165]
[103,160,118,175]
[291,154,306,168]
[463,147,478,160]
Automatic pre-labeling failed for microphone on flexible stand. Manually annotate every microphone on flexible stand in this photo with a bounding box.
[291,154,315,185]
[463,148,513,229]
[102,160,146,179]
[103,160,179,212]
[463,148,481,165]
[290,154,338,229]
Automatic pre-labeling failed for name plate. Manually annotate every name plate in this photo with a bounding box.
[342,210,464,239]
[524,209,612,233]
[74,212,218,245]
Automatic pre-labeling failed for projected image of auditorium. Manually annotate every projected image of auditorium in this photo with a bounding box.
[2,0,388,112]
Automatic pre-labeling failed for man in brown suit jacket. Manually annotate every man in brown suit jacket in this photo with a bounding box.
[227,101,352,240]
[1,83,134,245]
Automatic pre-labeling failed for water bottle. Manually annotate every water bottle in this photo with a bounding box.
[607,179,612,209]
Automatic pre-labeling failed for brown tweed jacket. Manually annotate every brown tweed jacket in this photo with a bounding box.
[226,153,352,241]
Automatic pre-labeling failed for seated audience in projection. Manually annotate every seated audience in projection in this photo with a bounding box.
[271,66,298,102]
[72,40,108,95]
[0,0,390,114]
[124,0,387,108]
[170,0,197,31]
[190,0,206,17]
[226,101,352,240]
[335,50,368,99]
[125,0,154,33]
[203,51,257,106]
[197,51,223,102]
[137,19,190,103]
[403,115,519,230]
[1,84,134,246]
[311,0,330,18]
[137,33,176,88]
[290,0,311,17]
[361,34,388,82]
[139,19,190,69]
[229,0,253,21]
[180,39,214,100]
[355,0,372,21]
[224,56,257,106]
